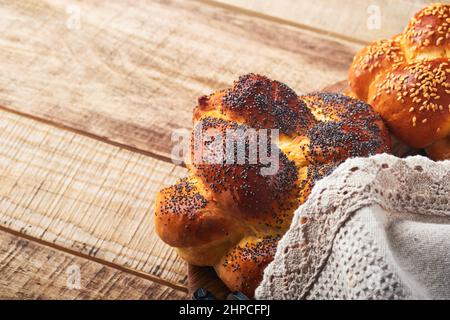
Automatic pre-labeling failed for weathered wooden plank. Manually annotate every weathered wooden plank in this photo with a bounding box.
[213,0,435,44]
[0,0,359,160]
[0,230,187,299]
[0,109,188,288]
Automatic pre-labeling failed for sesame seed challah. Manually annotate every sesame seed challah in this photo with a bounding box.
[348,3,450,160]
[155,74,391,297]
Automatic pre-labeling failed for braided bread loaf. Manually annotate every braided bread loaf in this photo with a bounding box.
[349,3,450,160]
[155,74,391,297]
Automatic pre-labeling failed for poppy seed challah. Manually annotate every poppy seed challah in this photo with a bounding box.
[155,74,391,297]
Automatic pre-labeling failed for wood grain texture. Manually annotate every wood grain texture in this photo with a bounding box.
[0,230,187,300]
[0,0,359,161]
[213,0,437,44]
[0,0,425,300]
[0,109,188,288]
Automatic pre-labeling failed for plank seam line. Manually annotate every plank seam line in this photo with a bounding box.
[0,104,184,167]
[197,0,369,46]
[0,224,189,294]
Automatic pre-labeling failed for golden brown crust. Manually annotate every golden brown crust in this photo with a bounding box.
[368,58,450,148]
[195,74,316,136]
[403,4,450,57]
[349,39,405,101]
[215,236,279,298]
[155,74,391,297]
[188,116,300,227]
[302,93,391,162]
[155,177,232,248]
[348,4,450,159]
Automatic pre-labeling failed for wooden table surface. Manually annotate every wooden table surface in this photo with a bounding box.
[0,0,435,299]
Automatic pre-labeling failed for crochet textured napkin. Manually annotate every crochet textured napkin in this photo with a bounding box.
[256,154,450,300]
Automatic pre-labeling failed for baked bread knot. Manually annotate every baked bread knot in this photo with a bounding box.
[349,3,450,160]
[155,74,391,297]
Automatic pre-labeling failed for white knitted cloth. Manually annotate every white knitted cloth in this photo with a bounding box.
[255,154,450,300]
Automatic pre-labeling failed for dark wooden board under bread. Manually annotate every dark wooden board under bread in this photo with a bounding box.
[187,80,421,300]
